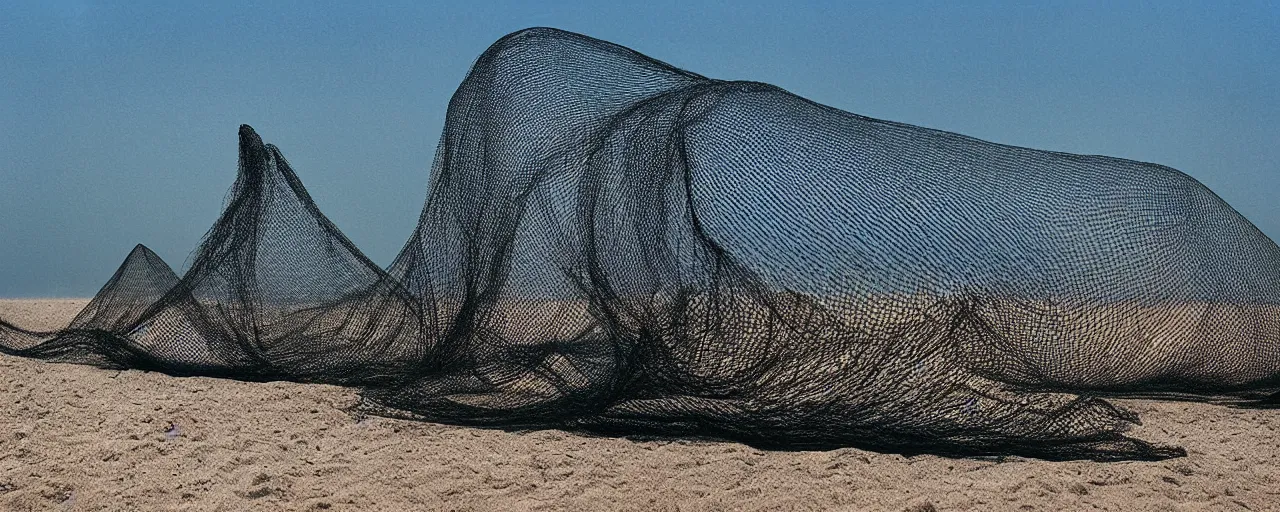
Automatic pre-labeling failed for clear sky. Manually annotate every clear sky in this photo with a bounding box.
[1,1,1276,297]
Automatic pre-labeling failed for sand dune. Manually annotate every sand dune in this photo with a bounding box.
[1,299,1277,511]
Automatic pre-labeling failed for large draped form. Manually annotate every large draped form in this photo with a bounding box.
[3,28,1278,461]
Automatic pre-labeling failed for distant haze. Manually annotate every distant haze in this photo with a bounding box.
[1,1,1276,297]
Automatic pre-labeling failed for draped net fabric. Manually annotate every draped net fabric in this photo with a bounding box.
[3,28,1278,461]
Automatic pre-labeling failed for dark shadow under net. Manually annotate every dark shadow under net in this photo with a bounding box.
[3,28,1279,461]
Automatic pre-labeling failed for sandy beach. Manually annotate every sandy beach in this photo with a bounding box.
[1,299,1277,511]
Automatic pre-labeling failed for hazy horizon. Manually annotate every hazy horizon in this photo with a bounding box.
[2,1,1277,297]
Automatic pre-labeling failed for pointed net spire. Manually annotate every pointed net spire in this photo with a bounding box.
[68,244,178,332]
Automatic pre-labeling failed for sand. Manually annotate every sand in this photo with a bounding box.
[1,300,1277,511]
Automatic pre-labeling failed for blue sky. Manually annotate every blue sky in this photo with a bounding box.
[1,0,1276,297]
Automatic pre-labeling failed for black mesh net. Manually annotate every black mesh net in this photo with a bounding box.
[3,27,1278,461]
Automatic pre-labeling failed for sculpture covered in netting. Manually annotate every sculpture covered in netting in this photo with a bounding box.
[3,28,1278,461]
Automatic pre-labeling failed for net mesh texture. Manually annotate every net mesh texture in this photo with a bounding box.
[4,28,1279,461]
